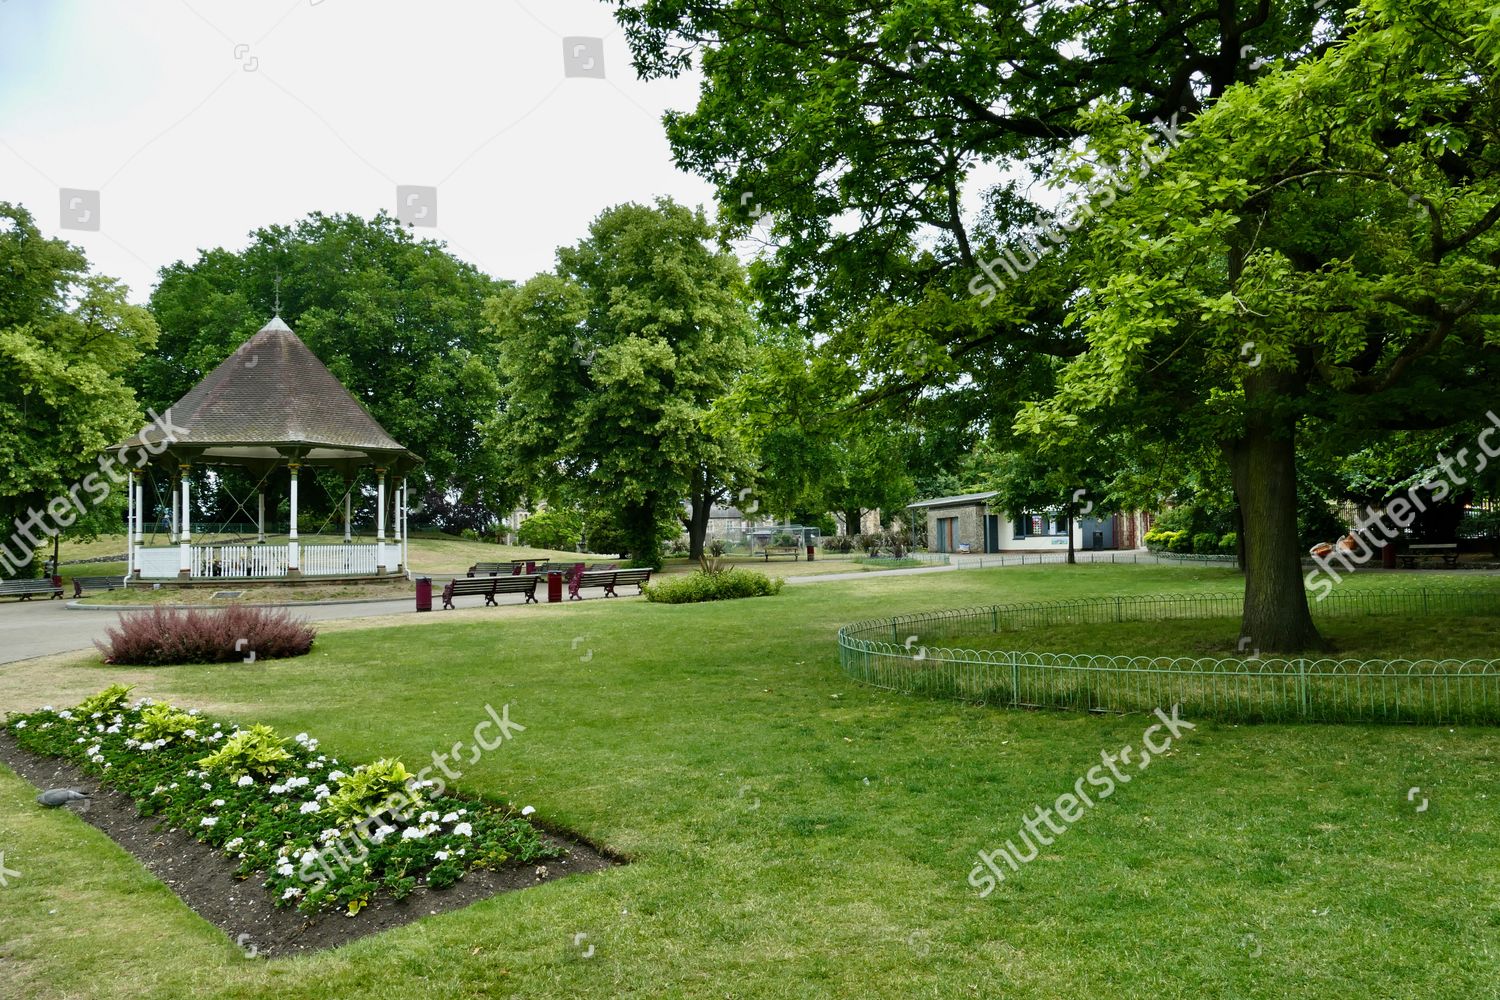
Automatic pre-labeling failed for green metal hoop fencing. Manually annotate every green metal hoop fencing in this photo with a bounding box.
[835,589,1500,724]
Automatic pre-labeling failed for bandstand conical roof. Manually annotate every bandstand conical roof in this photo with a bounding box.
[119,316,420,474]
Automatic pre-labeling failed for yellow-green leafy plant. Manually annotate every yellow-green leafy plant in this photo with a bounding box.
[326,758,426,824]
[132,703,200,745]
[76,684,134,716]
[197,724,293,779]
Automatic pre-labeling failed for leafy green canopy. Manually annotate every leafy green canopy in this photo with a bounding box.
[140,213,510,516]
[0,202,157,572]
[615,0,1500,649]
[484,199,752,567]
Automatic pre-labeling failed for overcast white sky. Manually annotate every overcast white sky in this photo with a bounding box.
[0,0,719,302]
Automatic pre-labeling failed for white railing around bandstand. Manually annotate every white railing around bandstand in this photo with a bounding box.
[301,544,380,576]
[194,544,290,579]
[134,544,386,579]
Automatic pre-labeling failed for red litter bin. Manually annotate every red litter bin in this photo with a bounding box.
[806,544,815,561]
[547,571,563,603]
[415,577,433,612]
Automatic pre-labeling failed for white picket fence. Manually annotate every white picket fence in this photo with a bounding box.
[134,543,387,579]
[301,544,380,576]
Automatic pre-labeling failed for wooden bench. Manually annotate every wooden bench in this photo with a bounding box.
[1399,543,1460,569]
[567,566,644,600]
[71,576,125,597]
[761,546,801,561]
[466,561,508,577]
[0,577,64,601]
[441,575,539,609]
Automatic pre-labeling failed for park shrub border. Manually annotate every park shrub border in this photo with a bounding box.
[836,588,1500,724]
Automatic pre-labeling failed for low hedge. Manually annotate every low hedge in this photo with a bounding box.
[642,569,784,604]
[96,605,315,666]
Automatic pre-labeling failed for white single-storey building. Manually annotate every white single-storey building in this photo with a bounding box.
[907,491,1149,554]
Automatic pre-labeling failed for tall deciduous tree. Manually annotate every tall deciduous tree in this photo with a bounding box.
[484,199,752,568]
[0,202,158,575]
[615,0,1499,650]
[140,212,511,520]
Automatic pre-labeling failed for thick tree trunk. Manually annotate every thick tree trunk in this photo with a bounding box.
[1233,504,1246,572]
[1226,376,1324,652]
[843,508,863,537]
[1066,512,1076,564]
[686,467,713,560]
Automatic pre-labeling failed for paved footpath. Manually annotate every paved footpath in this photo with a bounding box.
[0,563,976,666]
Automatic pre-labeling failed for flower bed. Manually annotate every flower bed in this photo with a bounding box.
[5,685,562,918]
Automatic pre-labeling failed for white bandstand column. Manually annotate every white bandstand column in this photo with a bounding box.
[399,478,407,572]
[126,471,136,578]
[170,473,180,544]
[287,462,300,576]
[257,490,266,543]
[343,482,352,544]
[376,468,387,574]
[178,465,192,578]
[134,477,145,551]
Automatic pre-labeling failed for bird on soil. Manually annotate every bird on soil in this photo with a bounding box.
[36,788,89,807]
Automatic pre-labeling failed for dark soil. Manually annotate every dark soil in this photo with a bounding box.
[0,733,620,958]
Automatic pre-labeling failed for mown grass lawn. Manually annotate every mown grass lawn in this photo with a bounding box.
[2,564,1497,999]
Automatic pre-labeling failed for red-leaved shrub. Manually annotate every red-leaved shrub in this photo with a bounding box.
[96,605,316,666]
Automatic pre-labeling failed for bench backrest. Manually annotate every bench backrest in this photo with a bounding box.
[491,576,538,592]
[614,569,652,583]
[450,577,500,593]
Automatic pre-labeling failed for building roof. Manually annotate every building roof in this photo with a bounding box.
[906,491,999,510]
[117,316,419,472]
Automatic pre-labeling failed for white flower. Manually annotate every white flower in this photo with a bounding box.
[105,724,121,734]
[270,783,285,794]
[201,782,212,790]
[521,806,535,817]
[441,811,460,824]
[299,801,321,814]
[42,705,54,712]
[281,887,302,901]
[187,708,199,716]
[401,826,427,841]
[327,770,346,781]
[420,811,440,824]
[295,732,309,743]
[225,837,244,851]
[277,862,295,876]
[299,849,320,865]
[434,850,450,861]
[318,828,341,843]
[200,817,218,827]
[452,822,473,837]
[313,784,331,800]
[169,782,179,790]
[12,721,26,729]
[211,799,226,807]
[286,776,309,789]
[237,775,254,787]
[124,738,139,748]
[370,825,396,844]
[58,710,73,720]
[183,729,197,739]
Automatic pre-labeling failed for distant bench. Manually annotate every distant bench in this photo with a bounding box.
[761,546,801,561]
[0,577,63,602]
[1400,543,1459,569]
[72,576,125,597]
[441,575,539,609]
[568,567,651,600]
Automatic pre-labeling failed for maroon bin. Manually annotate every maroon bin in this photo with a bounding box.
[415,577,433,612]
[547,571,563,603]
